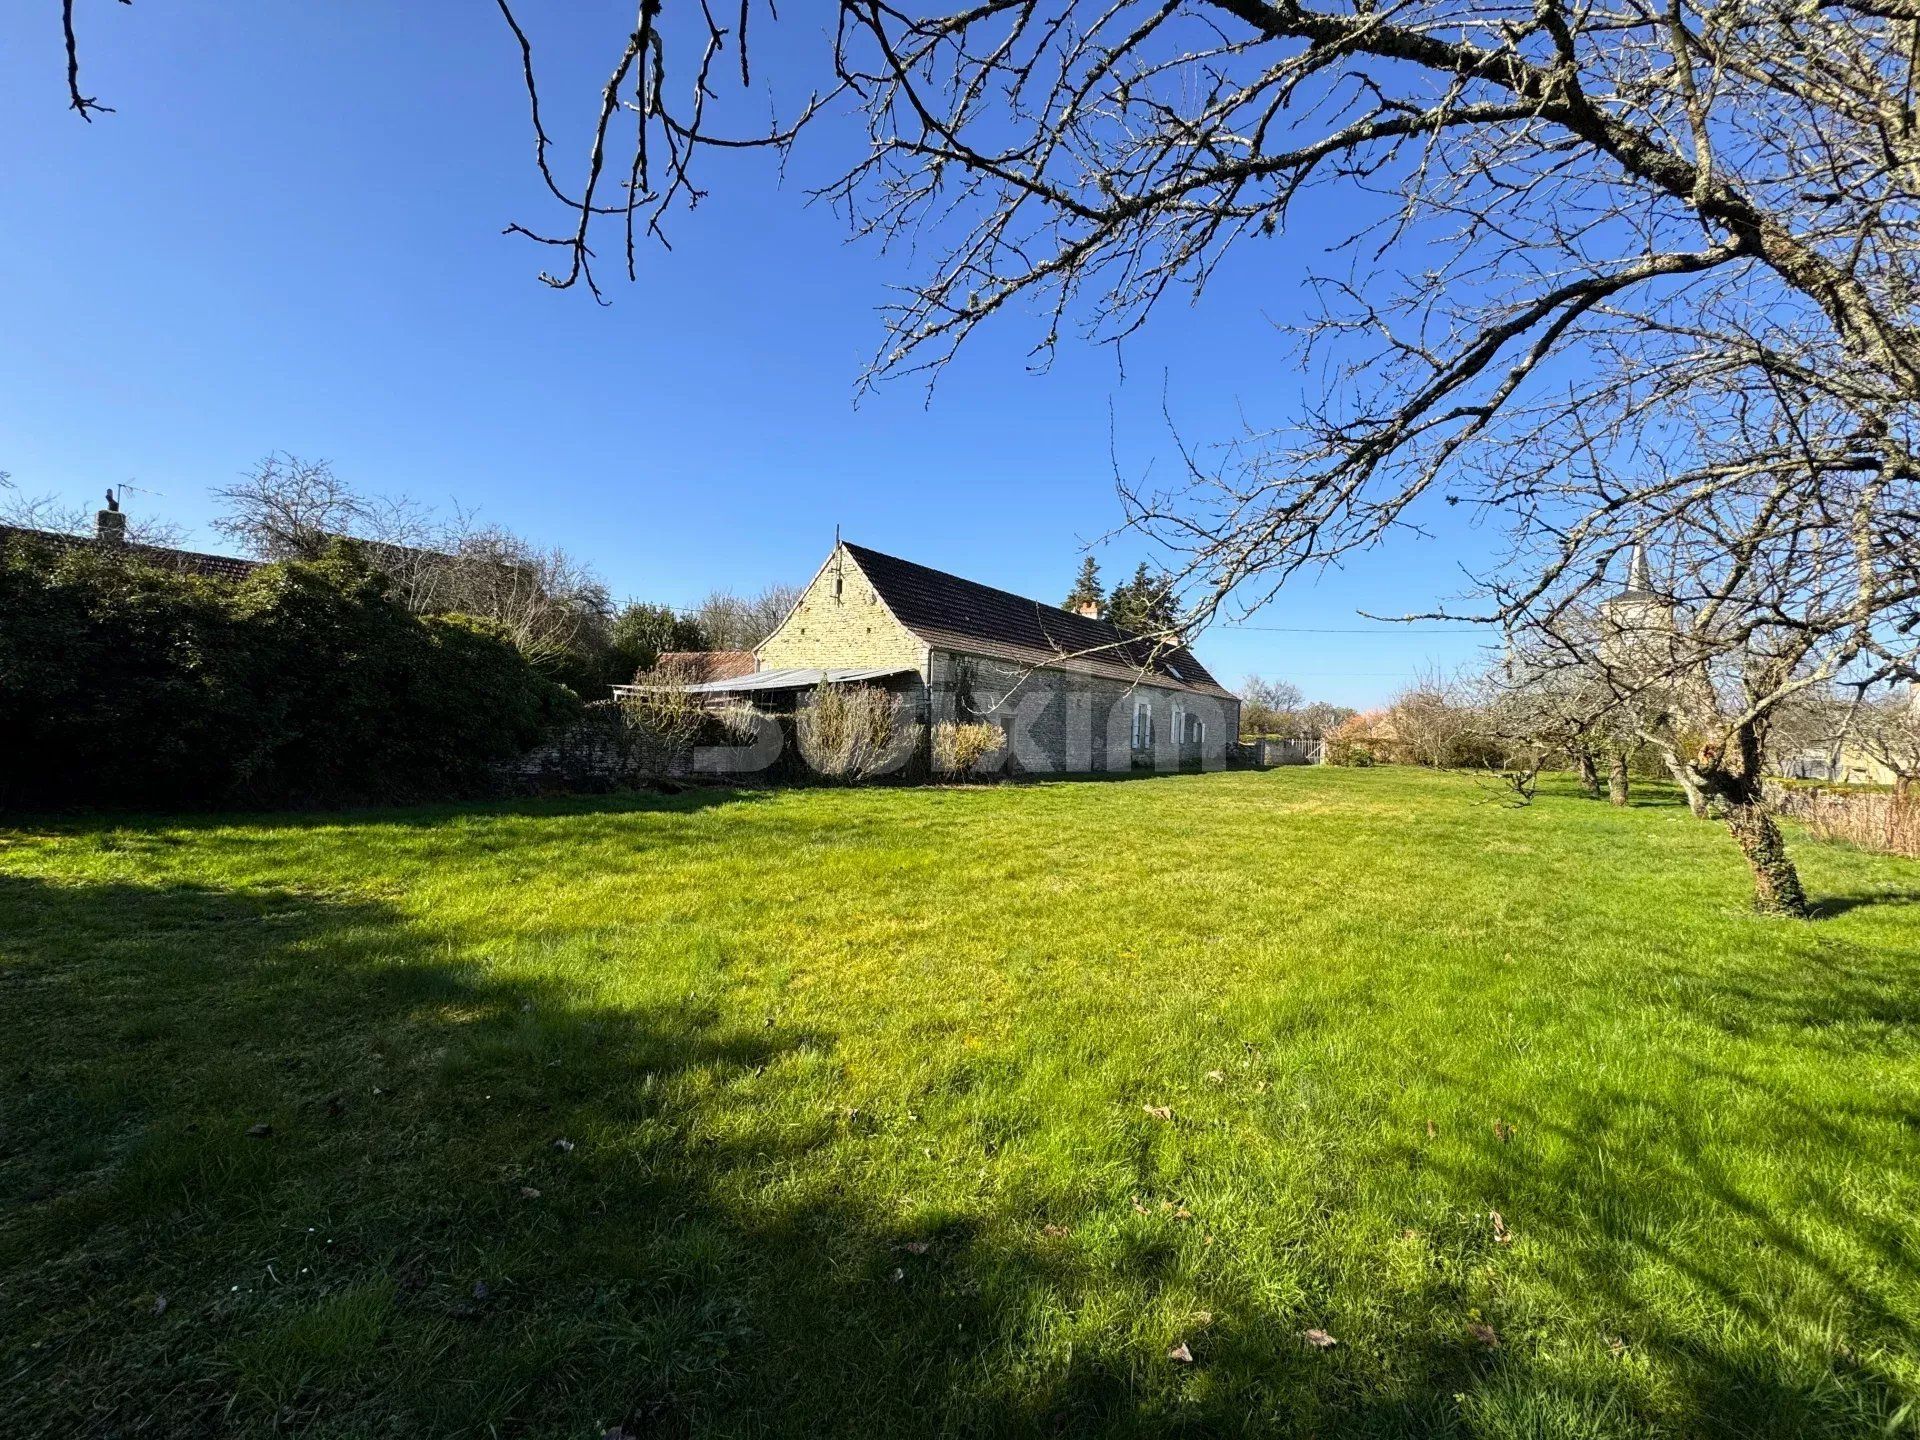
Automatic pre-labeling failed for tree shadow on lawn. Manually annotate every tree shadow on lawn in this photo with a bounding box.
[1413,1050,1920,1440]
[0,784,774,840]
[0,872,1382,1438]
[9,871,1918,1438]
[1810,889,1920,919]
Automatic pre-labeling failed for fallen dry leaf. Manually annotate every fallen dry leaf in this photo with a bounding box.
[888,1266,905,1284]
[1492,1120,1514,1143]
[1467,1321,1501,1349]
[519,1186,541,1200]
[1167,1342,1194,1363]
[1425,1119,1438,1139]
[1143,1105,1174,1122]
[552,1138,575,1153]
[1302,1328,1338,1349]
[245,1123,272,1139]
[1490,1210,1513,1245]
[151,1295,168,1317]
[1205,1070,1226,1084]
[1041,1224,1070,1239]
[900,1240,931,1255]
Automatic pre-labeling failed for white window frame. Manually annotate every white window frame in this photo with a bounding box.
[1172,702,1185,747]
[1133,699,1153,748]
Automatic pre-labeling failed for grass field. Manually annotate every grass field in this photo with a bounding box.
[3,768,1919,1438]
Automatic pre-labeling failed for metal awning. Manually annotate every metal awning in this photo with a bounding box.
[614,665,916,698]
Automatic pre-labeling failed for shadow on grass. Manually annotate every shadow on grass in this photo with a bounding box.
[1412,1048,1920,1440]
[5,868,1917,1438]
[0,785,773,839]
[1810,890,1920,919]
[0,873,1292,1437]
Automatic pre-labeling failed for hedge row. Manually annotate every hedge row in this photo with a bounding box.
[0,539,577,810]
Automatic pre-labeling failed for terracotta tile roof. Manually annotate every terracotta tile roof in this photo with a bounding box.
[844,542,1234,699]
[0,525,259,582]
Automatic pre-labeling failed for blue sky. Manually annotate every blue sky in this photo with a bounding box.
[0,3,1496,706]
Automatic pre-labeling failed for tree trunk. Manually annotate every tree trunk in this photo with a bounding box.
[1698,717,1812,916]
[1661,752,1710,818]
[1608,751,1630,806]
[1574,745,1602,798]
[1723,802,1811,917]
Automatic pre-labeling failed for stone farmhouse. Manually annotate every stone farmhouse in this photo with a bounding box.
[646,541,1241,774]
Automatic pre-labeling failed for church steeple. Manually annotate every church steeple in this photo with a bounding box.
[1600,541,1676,672]
[1625,544,1652,596]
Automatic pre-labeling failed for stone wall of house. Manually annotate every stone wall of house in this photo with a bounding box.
[748,548,1242,776]
[757,547,928,699]
[928,650,1238,775]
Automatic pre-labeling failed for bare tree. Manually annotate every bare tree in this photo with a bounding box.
[1490,612,1689,810]
[58,4,1920,910]
[693,583,802,651]
[1238,674,1303,736]
[212,454,388,560]
[213,453,611,670]
[1384,666,1496,770]
[479,1,1919,911]
[1475,651,1602,795]
[1295,700,1358,742]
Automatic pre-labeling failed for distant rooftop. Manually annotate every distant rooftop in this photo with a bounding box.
[0,522,258,582]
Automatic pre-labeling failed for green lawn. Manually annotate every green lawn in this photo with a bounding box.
[3,769,1919,1438]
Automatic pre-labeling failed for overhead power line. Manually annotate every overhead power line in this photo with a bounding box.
[1220,624,1485,635]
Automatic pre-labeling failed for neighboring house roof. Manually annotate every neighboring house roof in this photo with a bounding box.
[657,650,756,683]
[842,542,1235,699]
[0,524,259,582]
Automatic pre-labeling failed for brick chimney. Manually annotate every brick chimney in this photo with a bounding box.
[96,488,126,544]
[1070,599,1100,618]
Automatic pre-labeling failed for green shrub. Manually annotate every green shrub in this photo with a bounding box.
[0,538,574,809]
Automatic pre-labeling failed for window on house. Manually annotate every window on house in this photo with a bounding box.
[1171,703,1184,745]
[1132,699,1152,748]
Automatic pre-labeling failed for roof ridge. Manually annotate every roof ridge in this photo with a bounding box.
[0,524,258,578]
[842,540,1172,649]
[840,539,1231,698]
